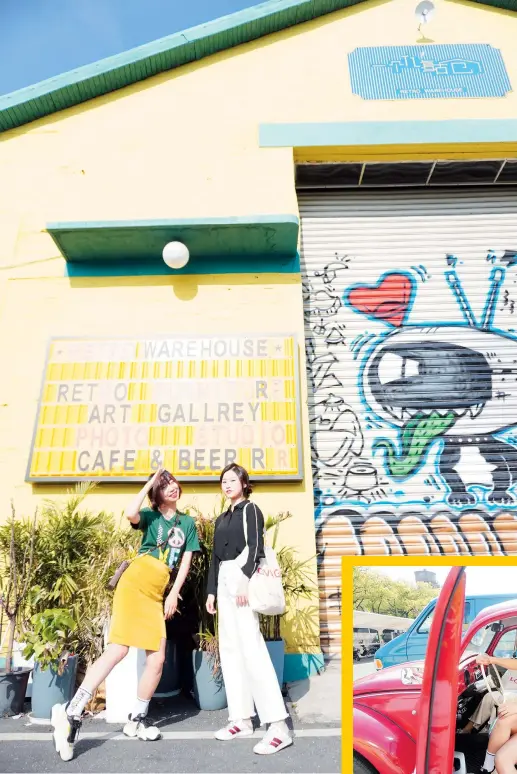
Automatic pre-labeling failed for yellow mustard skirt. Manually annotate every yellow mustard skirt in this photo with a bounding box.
[108,554,169,651]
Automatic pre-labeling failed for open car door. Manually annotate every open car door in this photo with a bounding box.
[415,567,466,774]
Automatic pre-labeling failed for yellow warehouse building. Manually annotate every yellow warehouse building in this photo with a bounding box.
[1,0,517,670]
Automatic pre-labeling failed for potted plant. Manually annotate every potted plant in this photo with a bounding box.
[22,608,78,721]
[187,499,227,711]
[260,513,316,687]
[27,484,141,715]
[193,623,226,711]
[0,505,37,716]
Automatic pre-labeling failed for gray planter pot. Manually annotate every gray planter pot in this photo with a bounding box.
[0,668,31,716]
[266,639,285,686]
[31,656,78,721]
[192,651,227,711]
[154,640,180,698]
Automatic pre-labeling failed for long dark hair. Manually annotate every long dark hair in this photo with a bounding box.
[219,463,252,498]
[148,470,182,511]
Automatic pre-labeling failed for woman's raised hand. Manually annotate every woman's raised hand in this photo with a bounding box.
[206,595,216,615]
[147,466,164,490]
[125,466,164,522]
[476,653,492,666]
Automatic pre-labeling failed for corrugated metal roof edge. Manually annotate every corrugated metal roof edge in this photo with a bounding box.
[0,0,515,134]
[0,0,362,134]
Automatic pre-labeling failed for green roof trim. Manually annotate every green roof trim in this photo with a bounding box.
[47,214,300,263]
[0,0,365,133]
[1,0,514,133]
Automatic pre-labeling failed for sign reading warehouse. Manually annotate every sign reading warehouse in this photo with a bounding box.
[27,335,302,482]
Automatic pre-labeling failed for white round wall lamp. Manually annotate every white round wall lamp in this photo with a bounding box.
[162,241,190,269]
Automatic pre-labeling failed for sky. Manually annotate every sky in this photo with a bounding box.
[0,0,258,96]
[372,566,517,596]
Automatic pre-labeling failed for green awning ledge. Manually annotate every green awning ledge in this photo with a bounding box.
[48,215,301,276]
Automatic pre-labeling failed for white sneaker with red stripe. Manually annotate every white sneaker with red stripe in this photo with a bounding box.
[214,720,254,741]
[253,725,293,755]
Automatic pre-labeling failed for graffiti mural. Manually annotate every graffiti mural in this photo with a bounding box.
[304,249,517,652]
[299,185,517,653]
[306,251,517,513]
[305,251,517,553]
[355,265,517,509]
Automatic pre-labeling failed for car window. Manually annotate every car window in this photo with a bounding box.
[493,630,517,659]
[417,608,434,634]
[463,622,503,658]
[464,601,471,624]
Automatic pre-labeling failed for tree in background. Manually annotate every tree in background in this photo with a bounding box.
[353,567,438,618]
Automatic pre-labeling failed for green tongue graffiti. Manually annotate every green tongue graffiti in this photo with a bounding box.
[375,410,457,478]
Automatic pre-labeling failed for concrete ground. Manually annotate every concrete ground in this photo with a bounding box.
[353,658,376,682]
[287,659,341,725]
[0,668,341,774]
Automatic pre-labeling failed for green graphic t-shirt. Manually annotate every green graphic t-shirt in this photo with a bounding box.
[134,508,200,570]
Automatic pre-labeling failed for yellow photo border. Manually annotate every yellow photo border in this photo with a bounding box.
[342,555,517,773]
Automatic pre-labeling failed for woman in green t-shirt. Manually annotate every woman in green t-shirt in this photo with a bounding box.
[51,468,200,762]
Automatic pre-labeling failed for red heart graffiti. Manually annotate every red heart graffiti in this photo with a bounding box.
[346,273,415,327]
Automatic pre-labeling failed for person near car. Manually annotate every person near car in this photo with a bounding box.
[50,468,199,761]
[205,463,292,755]
[462,656,517,734]
[488,724,517,774]
[474,653,517,774]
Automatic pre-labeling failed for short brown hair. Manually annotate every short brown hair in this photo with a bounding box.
[147,470,182,511]
[219,463,253,498]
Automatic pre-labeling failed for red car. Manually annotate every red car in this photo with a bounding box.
[353,567,517,774]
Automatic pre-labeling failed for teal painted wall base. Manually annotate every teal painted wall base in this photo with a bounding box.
[65,254,300,277]
[284,653,326,683]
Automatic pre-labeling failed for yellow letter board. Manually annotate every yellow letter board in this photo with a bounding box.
[27,334,302,482]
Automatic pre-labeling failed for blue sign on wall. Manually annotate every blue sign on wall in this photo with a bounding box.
[348,44,512,100]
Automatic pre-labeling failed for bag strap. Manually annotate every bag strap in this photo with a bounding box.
[134,512,179,563]
[242,502,269,571]
[157,515,179,549]
[242,502,263,542]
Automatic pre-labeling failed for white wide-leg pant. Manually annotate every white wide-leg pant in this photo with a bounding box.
[218,561,288,725]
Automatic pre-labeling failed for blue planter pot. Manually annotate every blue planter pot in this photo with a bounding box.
[154,640,180,698]
[266,639,285,686]
[31,656,78,720]
[0,668,31,717]
[192,651,227,711]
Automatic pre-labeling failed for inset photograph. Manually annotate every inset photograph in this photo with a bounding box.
[352,562,517,774]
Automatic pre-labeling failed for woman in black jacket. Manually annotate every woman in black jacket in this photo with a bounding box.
[206,463,292,755]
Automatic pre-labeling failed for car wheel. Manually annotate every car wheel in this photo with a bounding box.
[353,753,378,774]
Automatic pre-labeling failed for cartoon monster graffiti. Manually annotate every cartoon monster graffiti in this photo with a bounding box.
[347,260,517,508]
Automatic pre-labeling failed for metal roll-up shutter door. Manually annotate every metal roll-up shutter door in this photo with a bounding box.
[298,187,517,656]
